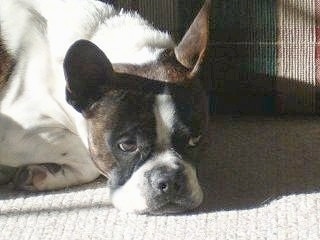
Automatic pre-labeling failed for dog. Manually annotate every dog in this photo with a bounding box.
[0,0,210,214]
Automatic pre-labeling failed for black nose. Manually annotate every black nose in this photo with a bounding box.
[149,164,186,194]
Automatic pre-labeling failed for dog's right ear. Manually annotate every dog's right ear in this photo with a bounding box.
[64,39,114,114]
[174,0,211,78]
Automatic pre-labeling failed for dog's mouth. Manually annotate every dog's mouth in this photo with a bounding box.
[146,204,192,215]
[145,198,203,215]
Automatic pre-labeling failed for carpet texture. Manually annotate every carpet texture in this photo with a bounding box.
[1,116,320,240]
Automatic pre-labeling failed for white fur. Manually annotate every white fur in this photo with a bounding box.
[0,0,174,189]
[154,92,176,146]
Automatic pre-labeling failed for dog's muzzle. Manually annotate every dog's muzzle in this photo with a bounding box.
[110,151,203,214]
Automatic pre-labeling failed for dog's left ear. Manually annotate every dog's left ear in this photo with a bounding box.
[174,0,211,77]
[63,40,114,114]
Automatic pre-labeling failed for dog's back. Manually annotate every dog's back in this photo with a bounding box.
[0,0,175,66]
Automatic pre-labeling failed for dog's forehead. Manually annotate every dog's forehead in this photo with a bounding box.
[110,90,177,138]
[98,86,197,137]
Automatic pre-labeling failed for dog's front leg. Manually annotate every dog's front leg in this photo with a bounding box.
[1,120,100,191]
[13,161,100,191]
[15,129,100,191]
[12,133,100,191]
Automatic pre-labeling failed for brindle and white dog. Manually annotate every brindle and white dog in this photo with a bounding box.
[0,0,210,214]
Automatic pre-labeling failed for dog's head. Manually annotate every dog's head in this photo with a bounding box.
[63,0,211,214]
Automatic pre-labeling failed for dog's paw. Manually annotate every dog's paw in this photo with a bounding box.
[13,164,61,191]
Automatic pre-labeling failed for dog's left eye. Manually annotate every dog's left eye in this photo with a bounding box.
[188,135,202,147]
[118,141,138,152]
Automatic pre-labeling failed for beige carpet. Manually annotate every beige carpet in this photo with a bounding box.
[1,116,320,240]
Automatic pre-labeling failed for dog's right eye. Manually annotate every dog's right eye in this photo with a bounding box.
[118,141,138,152]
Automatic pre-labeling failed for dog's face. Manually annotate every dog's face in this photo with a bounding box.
[63,0,211,214]
[85,74,208,214]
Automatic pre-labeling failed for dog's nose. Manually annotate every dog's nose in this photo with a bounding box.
[149,164,186,194]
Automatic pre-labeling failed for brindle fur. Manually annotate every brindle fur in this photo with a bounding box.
[113,50,190,84]
[87,90,156,177]
[0,38,15,92]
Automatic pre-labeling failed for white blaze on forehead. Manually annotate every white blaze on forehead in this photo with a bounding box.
[154,93,176,146]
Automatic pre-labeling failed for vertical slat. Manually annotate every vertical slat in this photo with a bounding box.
[116,0,132,9]
[315,0,320,113]
[137,0,179,34]
[116,0,179,35]
[210,0,277,113]
[277,0,316,113]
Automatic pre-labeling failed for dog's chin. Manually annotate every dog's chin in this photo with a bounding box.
[145,198,204,216]
[153,187,204,215]
[111,188,204,215]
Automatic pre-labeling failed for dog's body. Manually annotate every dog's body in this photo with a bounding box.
[0,0,210,214]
